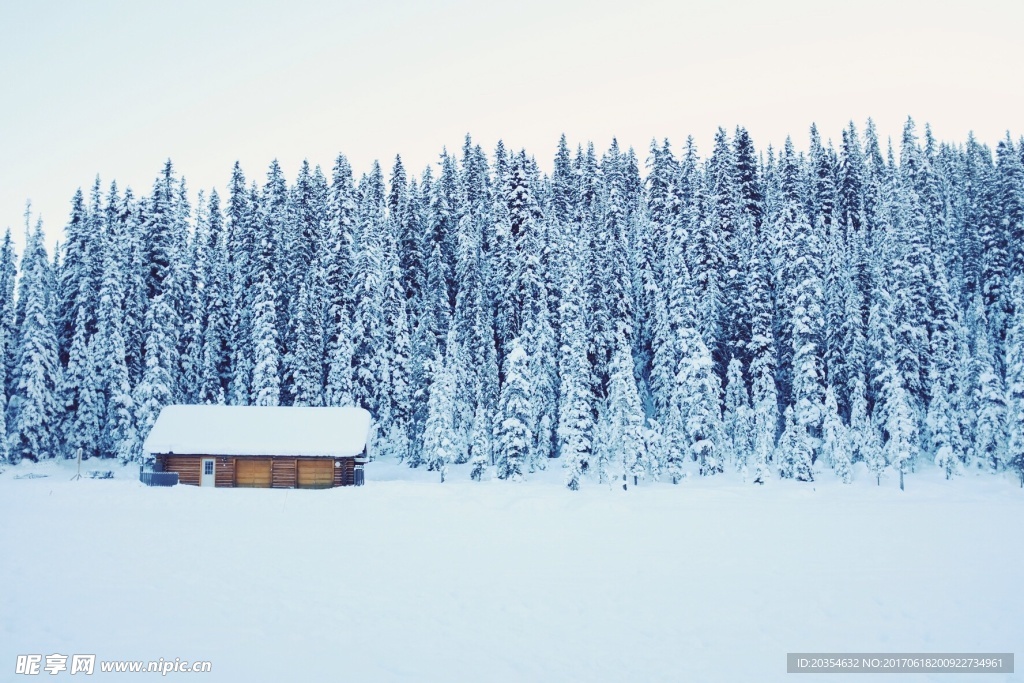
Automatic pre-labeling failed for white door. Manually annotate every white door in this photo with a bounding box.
[201,458,215,487]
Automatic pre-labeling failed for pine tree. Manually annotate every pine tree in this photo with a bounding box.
[926,362,960,479]
[422,342,458,483]
[557,250,593,489]
[289,266,327,407]
[0,360,8,465]
[0,229,18,401]
[95,249,137,461]
[820,386,852,483]
[997,137,1024,282]
[862,416,887,485]
[8,221,60,462]
[181,189,210,403]
[227,165,256,405]
[530,301,558,467]
[382,298,414,463]
[883,362,918,490]
[142,161,185,303]
[787,206,827,456]
[777,406,814,481]
[972,323,1006,471]
[747,233,779,484]
[60,306,102,459]
[495,337,532,481]
[132,294,178,457]
[750,356,778,484]
[195,190,231,404]
[723,357,753,471]
[350,169,392,417]
[325,153,358,381]
[250,271,281,407]
[257,160,290,396]
[56,187,93,366]
[1004,278,1024,484]
[469,399,492,482]
[599,335,648,489]
[669,325,724,476]
[325,308,355,408]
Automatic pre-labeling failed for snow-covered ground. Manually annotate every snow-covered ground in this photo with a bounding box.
[1,458,1021,682]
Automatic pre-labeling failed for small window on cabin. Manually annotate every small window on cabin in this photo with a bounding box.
[204,461,214,476]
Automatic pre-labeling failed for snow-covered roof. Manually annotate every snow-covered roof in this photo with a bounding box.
[143,405,372,458]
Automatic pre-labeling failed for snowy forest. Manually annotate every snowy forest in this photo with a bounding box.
[2,118,1024,489]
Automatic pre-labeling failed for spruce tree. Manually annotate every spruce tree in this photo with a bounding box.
[972,323,1007,471]
[495,337,532,481]
[600,335,648,488]
[669,325,724,476]
[820,386,852,482]
[0,229,18,400]
[777,406,814,481]
[289,266,327,407]
[60,306,102,459]
[1004,278,1024,484]
[926,362,960,479]
[862,416,887,485]
[8,221,60,462]
[95,248,136,461]
[250,271,281,407]
[325,308,355,408]
[132,294,178,457]
[883,362,918,490]
[422,342,458,482]
[557,250,593,489]
[227,165,256,405]
[723,357,753,471]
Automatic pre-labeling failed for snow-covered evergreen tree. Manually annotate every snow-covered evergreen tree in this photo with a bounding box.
[971,317,1006,471]
[1004,279,1024,485]
[597,335,647,489]
[0,228,20,401]
[495,338,532,481]
[883,363,918,490]
[668,326,724,476]
[250,272,281,407]
[0,329,9,465]
[60,306,102,459]
[820,386,852,483]
[421,342,458,482]
[926,363,961,479]
[723,357,753,471]
[557,251,593,490]
[8,221,60,462]
[749,359,778,484]
[289,266,327,407]
[96,253,137,462]
[132,294,178,459]
[862,416,887,485]
[777,406,814,481]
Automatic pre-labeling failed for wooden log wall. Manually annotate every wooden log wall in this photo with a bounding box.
[334,459,355,487]
[162,455,202,486]
[273,459,297,488]
[215,457,235,487]
[156,455,358,487]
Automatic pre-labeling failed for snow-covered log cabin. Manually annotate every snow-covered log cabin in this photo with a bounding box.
[142,405,371,488]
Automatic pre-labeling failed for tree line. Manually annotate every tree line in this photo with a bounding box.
[3,118,1024,488]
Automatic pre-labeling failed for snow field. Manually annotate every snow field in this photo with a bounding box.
[1,459,1021,682]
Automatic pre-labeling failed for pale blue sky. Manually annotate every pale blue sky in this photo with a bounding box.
[2,0,1021,251]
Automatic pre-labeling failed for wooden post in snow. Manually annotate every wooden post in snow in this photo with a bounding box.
[70,447,83,481]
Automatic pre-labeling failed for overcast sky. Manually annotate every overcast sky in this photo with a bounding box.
[1,0,1021,253]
